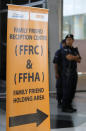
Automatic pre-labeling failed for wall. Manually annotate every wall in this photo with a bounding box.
[63,0,86,16]
[48,0,63,92]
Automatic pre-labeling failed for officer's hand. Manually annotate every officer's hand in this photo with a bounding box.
[66,54,73,60]
[77,59,81,63]
[55,73,59,79]
[76,55,81,63]
[66,54,80,61]
[74,55,80,61]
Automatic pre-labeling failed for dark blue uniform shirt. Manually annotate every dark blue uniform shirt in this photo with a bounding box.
[53,49,62,76]
[61,46,80,76]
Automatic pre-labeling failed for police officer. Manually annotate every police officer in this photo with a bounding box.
[61,34,81,113]
[53,39,66,105]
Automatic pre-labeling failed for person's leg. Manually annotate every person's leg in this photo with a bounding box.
[68,73,78,112]
[62,75,76,113]
[62,76,71,108]
[71,73,78,100]
[56,78,62,105]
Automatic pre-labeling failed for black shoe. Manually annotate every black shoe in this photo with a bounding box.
[62,108,75,113]
[58,100,62,105]
[69,107,77,112]
[57,100,62,108]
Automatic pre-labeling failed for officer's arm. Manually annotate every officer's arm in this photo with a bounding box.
[75,56,81,63]
[75,47,81,63]
[54,64,59,79]
[66,54,80,62]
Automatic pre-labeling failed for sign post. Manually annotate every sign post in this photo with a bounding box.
[7,5,50,131]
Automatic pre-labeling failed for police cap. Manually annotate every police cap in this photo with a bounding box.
[65,34,74,40]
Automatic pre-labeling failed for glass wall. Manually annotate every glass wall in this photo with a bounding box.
[63,0,86,40]
[63,14,86,39]
[63,0,86,74]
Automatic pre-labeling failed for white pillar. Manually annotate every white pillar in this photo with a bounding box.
[48,0,63,91]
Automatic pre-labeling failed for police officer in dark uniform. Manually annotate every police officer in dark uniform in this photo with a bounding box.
[53,39,66,105]
[61,34,81,113]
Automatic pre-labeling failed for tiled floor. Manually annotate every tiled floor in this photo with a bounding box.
[50,92,86,131]
[51,127,86,131]
[0,102,6,131]
[0,92,86,131]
